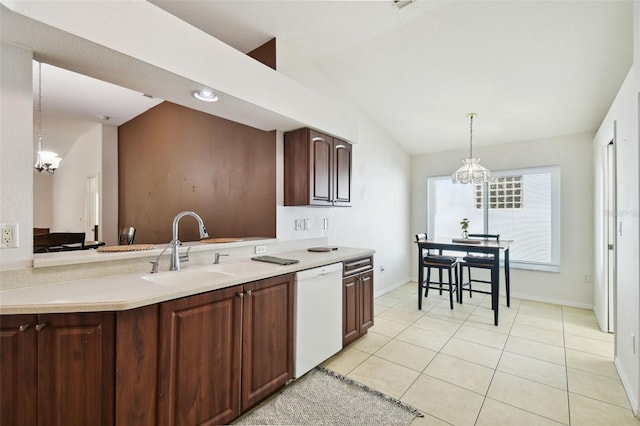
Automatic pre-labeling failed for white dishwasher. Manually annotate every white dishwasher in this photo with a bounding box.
[294,262,343,378]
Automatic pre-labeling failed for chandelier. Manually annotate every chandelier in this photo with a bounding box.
[34,62,61,174]
[451,113,491,184]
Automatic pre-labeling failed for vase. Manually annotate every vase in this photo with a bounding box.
[462,230,468,239]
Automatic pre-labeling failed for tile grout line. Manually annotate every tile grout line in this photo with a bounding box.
[471,295,520,425]
[562,305,573,425]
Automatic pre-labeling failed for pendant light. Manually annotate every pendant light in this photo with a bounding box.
[34,62,61,174]
[451,113,491,184]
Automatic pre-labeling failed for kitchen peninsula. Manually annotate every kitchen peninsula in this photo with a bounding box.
[0,238,374,425]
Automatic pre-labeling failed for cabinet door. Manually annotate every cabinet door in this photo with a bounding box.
[342,274,360,347]
[115,304,159,426]
[158,285,242,426]
[359,271,374,333]
[333,139,352,206]
[309,130,333,206]
[242,274,294,410]
[37,312,115,426]
[0,314,38,426]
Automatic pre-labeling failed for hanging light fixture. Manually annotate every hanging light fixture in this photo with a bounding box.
[34,62,61,174]
[451,112,491,184]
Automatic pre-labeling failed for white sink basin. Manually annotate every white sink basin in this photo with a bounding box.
[209,260,281,275]
[142,269,232,286]
[141,260,282,287]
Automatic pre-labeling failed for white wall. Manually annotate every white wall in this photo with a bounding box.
[33,170,52,228]
[592,1,640,415]
[0,43,33,269]
[412,132,595,308]
[101,125,118,246]
[276,39,412,295]
[52,124,101,233]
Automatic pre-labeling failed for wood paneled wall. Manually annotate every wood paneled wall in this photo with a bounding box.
[118,102,276,244]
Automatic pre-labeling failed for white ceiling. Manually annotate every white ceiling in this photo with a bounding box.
[23,0,635,156]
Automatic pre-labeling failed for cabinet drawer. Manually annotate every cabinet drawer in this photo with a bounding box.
[343,256,373,277]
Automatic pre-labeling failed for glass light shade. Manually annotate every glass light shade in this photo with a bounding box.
[451,157,492,184]
[35,148,62,173]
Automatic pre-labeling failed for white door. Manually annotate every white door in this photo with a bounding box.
[604,139,617,333]
[85,174,100,241]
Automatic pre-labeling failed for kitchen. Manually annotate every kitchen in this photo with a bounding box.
[1,1,639,424]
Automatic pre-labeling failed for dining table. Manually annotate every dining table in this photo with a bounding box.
[415,237,512,326]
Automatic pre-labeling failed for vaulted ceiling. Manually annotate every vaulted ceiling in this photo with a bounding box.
[7,1,634,156]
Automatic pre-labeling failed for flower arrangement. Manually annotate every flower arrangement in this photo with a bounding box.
[460,218,469,239]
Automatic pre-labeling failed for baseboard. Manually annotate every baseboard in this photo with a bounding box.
[614,357,640,417]
[511,292,594,310]
[407,276,594,309]
[374,277,411,298]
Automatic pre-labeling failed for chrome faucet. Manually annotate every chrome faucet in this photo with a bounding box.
[213,253,229,264]
[170,211,209,271]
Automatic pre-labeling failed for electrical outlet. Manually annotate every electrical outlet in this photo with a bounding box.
[380,264,385,273]
[294,219,304,231]
[303,219,310,230]
[323,218,328,230]
[255,245,267,254]
[0,223,19,248]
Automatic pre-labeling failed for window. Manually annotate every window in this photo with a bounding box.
[427,166,560,271]
[475,176,523,209]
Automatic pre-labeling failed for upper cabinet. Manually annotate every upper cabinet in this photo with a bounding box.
[284,128,352,207]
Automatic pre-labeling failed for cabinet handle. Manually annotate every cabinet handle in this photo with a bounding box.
[238,292,244,298]
[35,323,48,331]
[246,290,252,296]
[19,323,31,332]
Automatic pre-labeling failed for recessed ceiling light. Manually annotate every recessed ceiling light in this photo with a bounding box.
[98,115,111,121]
[193,89,220,103]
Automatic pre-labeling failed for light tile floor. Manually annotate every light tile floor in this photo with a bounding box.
[323,282,640,425]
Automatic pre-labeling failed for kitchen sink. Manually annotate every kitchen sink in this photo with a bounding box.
[142,259,281,287]
[208,260,281,275]
[142,269,232,286]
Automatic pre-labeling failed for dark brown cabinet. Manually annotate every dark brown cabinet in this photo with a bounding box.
[0,312,115,426]
[2,272,296,426]
[157,273,294,425]
[284,127,352,207]
[342,256,374,347]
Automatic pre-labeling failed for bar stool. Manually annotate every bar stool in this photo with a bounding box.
[415,233,459,309]
[458,233,499,303]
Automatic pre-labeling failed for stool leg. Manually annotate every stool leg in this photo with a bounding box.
[448,267,454,309]
[438,269,443,295]
[425,268,431,297]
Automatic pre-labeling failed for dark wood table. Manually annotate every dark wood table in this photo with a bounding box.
[415,238,511,325]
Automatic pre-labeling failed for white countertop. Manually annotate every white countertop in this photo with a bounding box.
[0,247,374,314]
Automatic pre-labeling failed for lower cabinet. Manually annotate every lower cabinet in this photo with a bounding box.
[0,312,115,426]
[343,256,374,347]
[156,273,294,425]
[1,272,294,426]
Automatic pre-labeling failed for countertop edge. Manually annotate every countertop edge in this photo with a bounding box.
[1,247,375,314]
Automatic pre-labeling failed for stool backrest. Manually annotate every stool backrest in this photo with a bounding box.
[415,233,427,242]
